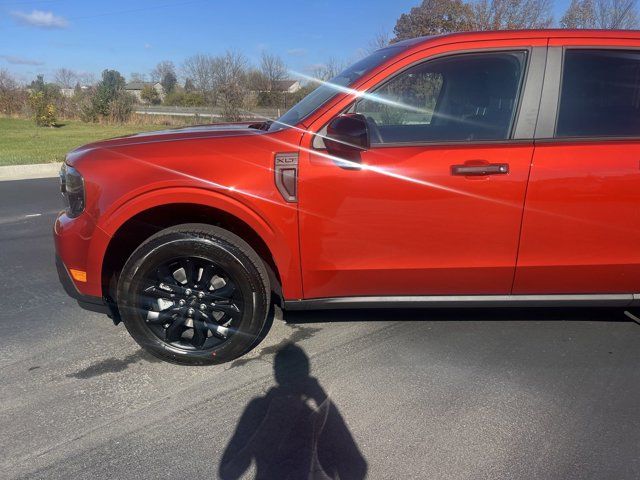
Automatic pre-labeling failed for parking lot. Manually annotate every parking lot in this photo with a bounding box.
[2,177,640,479]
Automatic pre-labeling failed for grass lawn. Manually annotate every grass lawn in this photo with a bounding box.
[0,117,169,166]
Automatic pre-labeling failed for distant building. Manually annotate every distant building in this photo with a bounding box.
[60,85,91,98]
[272,80,301,93]
[125,81,164,103]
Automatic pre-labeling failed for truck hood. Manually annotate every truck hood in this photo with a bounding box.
[70,122,267,155]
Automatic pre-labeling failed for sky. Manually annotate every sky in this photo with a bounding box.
[1,0,572,84]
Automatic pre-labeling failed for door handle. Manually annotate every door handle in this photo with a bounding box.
[451,163,509,176]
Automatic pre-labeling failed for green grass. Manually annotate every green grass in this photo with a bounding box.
[0,117,169,166]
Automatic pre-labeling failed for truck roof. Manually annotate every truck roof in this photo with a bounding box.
[396,29,640,50]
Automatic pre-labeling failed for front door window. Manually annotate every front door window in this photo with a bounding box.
[354,51,526,144]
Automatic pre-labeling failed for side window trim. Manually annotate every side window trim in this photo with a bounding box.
[535,46,563,139]
[513,46,547,139]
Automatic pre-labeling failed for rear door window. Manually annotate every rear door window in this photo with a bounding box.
[556,50,640,138]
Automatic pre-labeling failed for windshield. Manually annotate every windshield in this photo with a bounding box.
[268,45,405,132]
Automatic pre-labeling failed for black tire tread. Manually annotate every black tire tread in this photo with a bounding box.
[136,223,270,296]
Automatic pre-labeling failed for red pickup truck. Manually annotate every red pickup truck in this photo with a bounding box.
[55,30,640,364]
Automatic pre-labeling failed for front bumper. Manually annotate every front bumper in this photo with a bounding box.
[55,254,111,315]
[54,209,118,322]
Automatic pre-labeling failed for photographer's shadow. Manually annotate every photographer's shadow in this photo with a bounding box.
[219,344,367,480]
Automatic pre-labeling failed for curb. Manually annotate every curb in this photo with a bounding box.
[0,162,62,182]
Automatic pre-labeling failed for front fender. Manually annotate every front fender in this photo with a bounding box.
[90,186,302,299]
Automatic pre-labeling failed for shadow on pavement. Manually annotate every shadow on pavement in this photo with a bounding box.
[67,349,161,379]
[219,343,367,480]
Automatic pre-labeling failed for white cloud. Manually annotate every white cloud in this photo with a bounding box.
[0,55,44,66]
[11,10,69,29]
[287,48,307,57]
[144,43,152,49]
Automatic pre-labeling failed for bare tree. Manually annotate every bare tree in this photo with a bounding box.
[129,72,147,82]
[311,58,347,82]
[216,51,249,120]
[77,72,96,86]
[150,61,175,82]
[367,30,391,53]
[260,52,287,90]
[182,54,216,102]
[196,51,249,120]
[53,68,79,88]
[150,60,178,94]
[471,0,554,29]
[0,68,19,91]
[246,68,268,92]
[561,0,597,27]
[211,51,248,88]
[184,78,196,92]
[596,0,639,27]
[0,69,25,115]
[561,0,638,28]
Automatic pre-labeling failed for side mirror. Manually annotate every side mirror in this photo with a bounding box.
[325,113,370,164]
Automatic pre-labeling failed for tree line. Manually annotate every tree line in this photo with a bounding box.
[0,50,315,126]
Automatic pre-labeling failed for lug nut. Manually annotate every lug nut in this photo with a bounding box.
[200,303,206,310]
[198,292,205,299]
[178,299,186,306]
[187,308,195,316]
[185,289,192,296]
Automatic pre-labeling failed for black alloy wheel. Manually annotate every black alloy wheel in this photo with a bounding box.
[117,224,271,365]
[139,256,243,350]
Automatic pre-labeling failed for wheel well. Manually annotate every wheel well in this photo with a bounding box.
[101,203,282,307]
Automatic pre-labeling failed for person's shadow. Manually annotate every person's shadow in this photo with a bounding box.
[219,343,368,480]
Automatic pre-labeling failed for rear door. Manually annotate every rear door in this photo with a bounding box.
[298,43,547,299]
[514,42,640,294]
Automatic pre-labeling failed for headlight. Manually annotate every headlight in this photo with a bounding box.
[60,164,85,218]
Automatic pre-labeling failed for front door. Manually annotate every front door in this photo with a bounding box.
[298,50,539,299]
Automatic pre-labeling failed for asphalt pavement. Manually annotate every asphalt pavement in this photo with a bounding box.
[2,178,640,479]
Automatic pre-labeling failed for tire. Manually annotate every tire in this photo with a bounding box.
[117,223,271,365]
